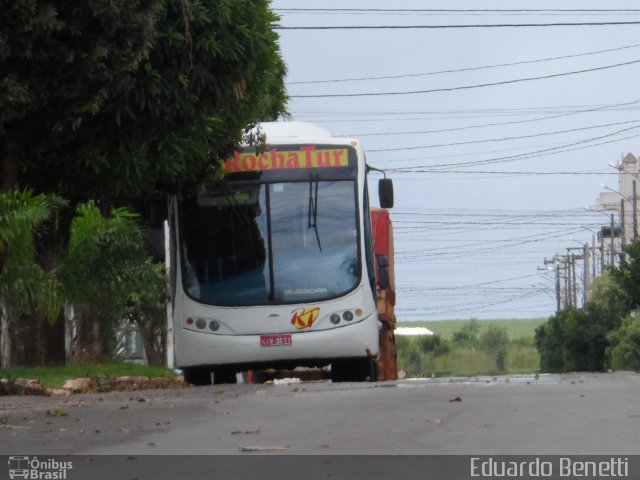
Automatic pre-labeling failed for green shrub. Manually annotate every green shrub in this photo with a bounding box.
[480,324,509,351]
[535,308,610,372]
[607,314,640,371]
[452,319,481,348]
[512,335,534,348]
[418,334,450,356]
[507,347,540,373]
[396,336,423,376]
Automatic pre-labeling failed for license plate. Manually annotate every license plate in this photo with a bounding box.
[260,334,292,347]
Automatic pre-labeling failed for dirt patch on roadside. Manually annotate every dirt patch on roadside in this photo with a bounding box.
[0,376,186,396]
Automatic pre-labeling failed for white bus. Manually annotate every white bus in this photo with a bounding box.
[168,122,393,384]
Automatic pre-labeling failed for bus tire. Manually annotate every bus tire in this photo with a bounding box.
[331,357,378,382]
[213,367,237,385]
[183,367,213,386]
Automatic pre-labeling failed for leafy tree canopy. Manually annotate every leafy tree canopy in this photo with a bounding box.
[535,269,633,373]
[608,242,640,310]
[2,0,288,201]
[607,313,640,371]
[0,0,160,191]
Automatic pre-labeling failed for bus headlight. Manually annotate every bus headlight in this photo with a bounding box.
[209,320,220,332]
[343,311,354,322]
[195,318,206,329]
[330,314,341,325]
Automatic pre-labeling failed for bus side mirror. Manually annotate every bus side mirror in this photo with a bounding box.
[377,255,390,290]
[378,178,394,208]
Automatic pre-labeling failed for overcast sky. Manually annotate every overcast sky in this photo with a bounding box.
[270,0,640,321]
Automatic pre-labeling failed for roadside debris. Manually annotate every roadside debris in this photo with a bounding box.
[239,445,290,452]
[0,416,31,430]
[0,376,187,396]
[231,427,261,435]
[425,418,443,425]
[272,378,302,385]
[46,409,68,417]
[0,378,48,396]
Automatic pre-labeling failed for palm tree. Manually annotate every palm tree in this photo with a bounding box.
[0,189,62,367]
[59,201,153,362]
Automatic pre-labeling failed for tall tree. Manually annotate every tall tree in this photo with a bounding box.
[608,242,640,310]
[18,0,288,202]
[0,0,160,192]
[1,1,288,366]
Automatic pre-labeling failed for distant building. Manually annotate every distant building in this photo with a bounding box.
[395,327,434,336]
[599,153,639,244]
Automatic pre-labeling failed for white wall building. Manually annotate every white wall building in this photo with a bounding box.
[599,153,639,245]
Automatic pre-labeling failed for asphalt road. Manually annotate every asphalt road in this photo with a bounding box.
[2,372,639,456]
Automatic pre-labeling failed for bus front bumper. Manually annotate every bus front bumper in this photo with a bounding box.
[174,313,380,368]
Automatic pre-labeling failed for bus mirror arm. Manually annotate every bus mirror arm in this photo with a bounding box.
[377,255,390,290]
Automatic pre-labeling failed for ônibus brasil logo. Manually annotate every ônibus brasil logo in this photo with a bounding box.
[8,456,72,480]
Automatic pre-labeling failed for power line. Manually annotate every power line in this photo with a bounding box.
[394,207,592,217]
[290,58,640,98]
[414,272,547,291]
[277,21,640,30]
[391,125,640,170]
[400,290,542,314]
[276,8,640,13]
[397,220,601,227]
[283,13,640,316]
[287,42,640,85]
[295,106,640,127]
[388,170,615,176]
[372,134,638,172]
[342,99,640,136]
[396,227,586,258]
[366,119,640,152]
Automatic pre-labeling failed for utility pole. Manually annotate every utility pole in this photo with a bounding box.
[583,242,589,306]
[566,255,573,308]
[634,179,638,241]
[562,256,569,308]
[634,179,638,242]
[610,213,615,267]
[591,234,597,280]
[544,256,561,312]
[571,254,578,307]
[600,226,605,271]
[555,263,561,311]
[566,248,585,308]
[620,199,626,250]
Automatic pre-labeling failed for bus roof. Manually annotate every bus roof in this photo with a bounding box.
[258,121,335,143]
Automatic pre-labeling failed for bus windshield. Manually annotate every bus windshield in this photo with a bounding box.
[179,179,359,305]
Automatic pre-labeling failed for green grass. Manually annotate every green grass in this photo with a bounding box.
[414,348,540,378]
[396,318,545,377]
[398,318,546,340]
[0,361,175,388]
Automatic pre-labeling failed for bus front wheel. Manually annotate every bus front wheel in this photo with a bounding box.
[212,367,237,384]
[183,367,237,385]
[183,367,212,386]
[331,357,378,382]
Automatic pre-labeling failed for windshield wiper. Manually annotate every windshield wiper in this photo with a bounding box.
[308,174,322,251]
